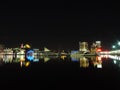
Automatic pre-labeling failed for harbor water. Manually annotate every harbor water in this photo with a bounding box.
[0,54,120,89]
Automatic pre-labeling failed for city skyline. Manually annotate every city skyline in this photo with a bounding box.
[0,2,119,50]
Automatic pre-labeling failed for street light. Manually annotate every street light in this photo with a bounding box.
[112,45,116,49]
[118,42,120,46]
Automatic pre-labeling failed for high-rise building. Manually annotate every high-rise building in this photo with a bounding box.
[90,41,102,54]
[79,42,89,52]
[95,41,101,48]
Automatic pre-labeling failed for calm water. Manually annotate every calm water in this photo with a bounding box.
[0,55,120,89]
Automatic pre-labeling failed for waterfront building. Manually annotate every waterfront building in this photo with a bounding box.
[90,41,102,54]
[79,42,90,53]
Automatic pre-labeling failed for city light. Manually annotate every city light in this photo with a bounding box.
[26,50,34,61]
[112,45,116,49]
[97,48,102,52]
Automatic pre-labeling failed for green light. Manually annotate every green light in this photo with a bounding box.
[118,42,120,46]
[112,45,116,49]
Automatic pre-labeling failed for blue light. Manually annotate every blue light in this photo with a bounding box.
[71,58,79,62]
[71,51,78,54]
[26,50,34,61]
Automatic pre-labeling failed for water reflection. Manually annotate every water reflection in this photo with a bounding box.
[108,55,120,60]
[79,56,89,68]
[1,54,120,89]
[1,54,120,69]
[0,54,61,67]
[71,55,103,68]
[107,55,120,68]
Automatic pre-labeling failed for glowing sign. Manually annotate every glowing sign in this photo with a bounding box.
[26,50,34,61]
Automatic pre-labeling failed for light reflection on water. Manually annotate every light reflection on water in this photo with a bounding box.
[0,54,120,69]
[71,55,103,68]
[1,54,120,89]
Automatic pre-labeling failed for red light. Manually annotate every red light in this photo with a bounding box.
[97,48,102,52]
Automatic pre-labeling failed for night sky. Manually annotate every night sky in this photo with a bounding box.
[0,1,119,50]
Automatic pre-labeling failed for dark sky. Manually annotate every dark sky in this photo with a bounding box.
[0,1,119,50]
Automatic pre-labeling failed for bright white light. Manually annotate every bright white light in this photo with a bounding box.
[108,55,120,60]
[118,42,120,46]
[113,60,117,64]
[97,64,102,68]
[112,45,116,49]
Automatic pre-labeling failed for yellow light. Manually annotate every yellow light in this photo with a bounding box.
[25,61,30,67]
[25,44,31,48]
[61,56,66,60]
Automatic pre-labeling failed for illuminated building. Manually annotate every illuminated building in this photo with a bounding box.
[90,41,102,54]
[95,41,101,48]
[79,42,89,53]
